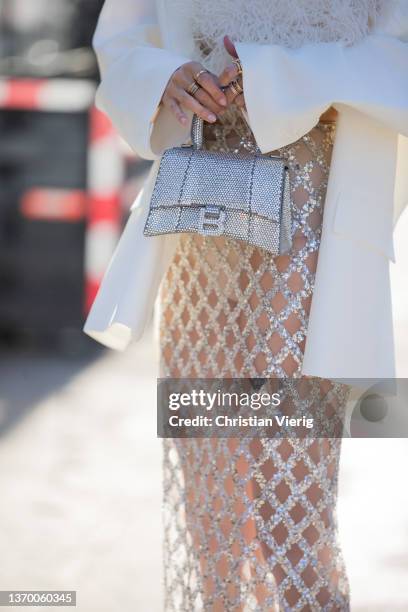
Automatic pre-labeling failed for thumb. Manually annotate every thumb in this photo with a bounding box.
[223,35,238,58]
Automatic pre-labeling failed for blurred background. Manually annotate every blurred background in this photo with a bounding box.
[0,1,407,611]
[0,0,150,354]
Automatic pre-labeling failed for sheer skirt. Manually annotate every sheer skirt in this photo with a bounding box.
[158,108,351,611]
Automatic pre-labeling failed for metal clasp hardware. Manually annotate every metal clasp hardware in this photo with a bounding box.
[198,205,226,236]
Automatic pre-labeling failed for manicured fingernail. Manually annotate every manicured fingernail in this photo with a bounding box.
[208,113,217,122]
[180,116,187,125]
[219,97,227,106]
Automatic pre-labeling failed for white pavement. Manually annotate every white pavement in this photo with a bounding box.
[0,212,407,612]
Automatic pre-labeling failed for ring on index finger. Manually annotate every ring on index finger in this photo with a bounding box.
[187,81,201,96]
[194,68,209,83]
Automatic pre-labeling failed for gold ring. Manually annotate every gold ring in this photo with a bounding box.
[229,79,243,96]
[187,81,200,96]
[232,58,243,75]
[194,69,208,82]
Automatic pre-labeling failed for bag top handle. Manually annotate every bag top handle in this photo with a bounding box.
[190,112,264,154]
[191,114,204,150]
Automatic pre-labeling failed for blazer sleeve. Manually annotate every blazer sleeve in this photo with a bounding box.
[236,10,408,153]
[93,0,192,159]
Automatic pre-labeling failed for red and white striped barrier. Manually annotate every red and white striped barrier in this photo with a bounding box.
[0,77,96,112]
[0,77,125,315]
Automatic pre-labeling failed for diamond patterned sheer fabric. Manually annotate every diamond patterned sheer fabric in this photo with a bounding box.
[158,107,351,611]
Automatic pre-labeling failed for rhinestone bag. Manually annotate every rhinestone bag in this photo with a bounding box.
[143,114,292,255]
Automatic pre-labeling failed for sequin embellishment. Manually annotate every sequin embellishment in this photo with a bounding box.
[159,107,351,611]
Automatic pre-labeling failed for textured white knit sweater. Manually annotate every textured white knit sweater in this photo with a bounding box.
[172,0,390,72]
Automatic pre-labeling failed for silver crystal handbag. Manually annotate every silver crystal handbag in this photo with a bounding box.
[143,114,292,255]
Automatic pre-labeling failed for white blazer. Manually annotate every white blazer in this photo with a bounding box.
[84,0,408,381]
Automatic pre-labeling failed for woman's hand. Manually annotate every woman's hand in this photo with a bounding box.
[219,36,246,110]
[161,61,227,126]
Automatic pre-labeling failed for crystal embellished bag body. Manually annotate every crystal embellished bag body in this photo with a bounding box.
[143,114,292,255]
